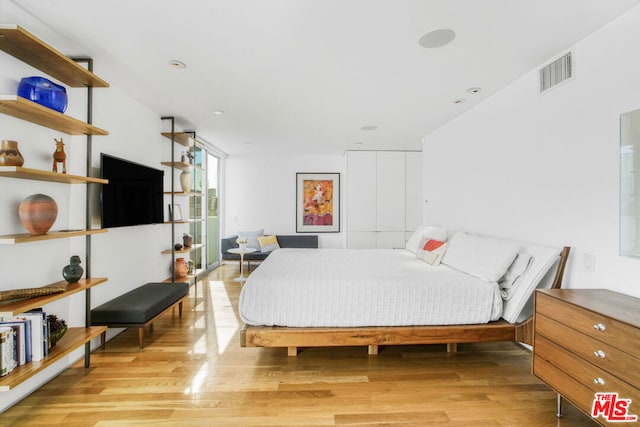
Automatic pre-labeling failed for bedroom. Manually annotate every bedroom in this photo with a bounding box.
[1,0,640,424]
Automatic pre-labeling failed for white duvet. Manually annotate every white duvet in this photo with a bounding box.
[239,248,502,327]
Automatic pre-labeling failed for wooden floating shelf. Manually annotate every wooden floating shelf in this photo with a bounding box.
[161,132,195,147]
[163,191,203,197]
[163,269,204,284]
[0,326,107,391]
[160,161,202,171]
[164,218,204,225]
[0,278,108,317]
[0,228,107,245]
[0,96,108,135]
[0,166,108,184]
[0,24,109,88]
[161,243,204,255]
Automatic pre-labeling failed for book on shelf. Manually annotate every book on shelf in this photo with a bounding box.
[0,326,17,377]
[0,321,26,366]
[14,311,45,361]
[0,308,58,373]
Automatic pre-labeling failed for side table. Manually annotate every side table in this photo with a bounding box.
[227,247,257,282]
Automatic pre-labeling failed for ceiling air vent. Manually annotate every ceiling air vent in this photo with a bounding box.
[539,51,573,93]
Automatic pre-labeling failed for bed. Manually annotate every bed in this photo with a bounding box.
[239,229,570,356]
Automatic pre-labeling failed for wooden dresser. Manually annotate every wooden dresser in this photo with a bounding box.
[533,289,640,425]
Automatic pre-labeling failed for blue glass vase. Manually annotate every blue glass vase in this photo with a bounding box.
[17,76,68,113]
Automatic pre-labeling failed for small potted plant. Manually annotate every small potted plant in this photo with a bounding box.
[236,237,248,251]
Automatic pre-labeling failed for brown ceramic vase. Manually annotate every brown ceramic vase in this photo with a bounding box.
[0,140,25,166]
[174,257,189,279]
[18,194,58,235]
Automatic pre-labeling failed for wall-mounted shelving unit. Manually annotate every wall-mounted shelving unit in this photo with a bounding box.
[0,24,108,391]
[159,123,207,284]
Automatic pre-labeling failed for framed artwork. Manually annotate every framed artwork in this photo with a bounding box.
[168,204,183,222]
[296,172,340,233]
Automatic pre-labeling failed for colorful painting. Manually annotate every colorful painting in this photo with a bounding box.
[296,173,340,233]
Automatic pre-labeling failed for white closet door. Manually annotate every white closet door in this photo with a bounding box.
[346,151,376,232]
[405,151,423,232]
[376,151,405,232]
[376,231,406,249]
[347,232,377,249]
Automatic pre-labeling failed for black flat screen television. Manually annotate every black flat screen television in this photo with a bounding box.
[100,153,164,228]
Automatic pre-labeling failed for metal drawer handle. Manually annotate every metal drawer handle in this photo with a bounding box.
[593,323,607,332]
[593,350,606,359]
[594,377,606,385]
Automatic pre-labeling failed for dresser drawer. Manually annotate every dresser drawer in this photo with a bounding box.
[533,353,599,419]
[534,335,640,404]
[536,291,640,360]
[536,313,640,386]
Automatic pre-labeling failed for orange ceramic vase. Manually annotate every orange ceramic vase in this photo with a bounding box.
[174,257,189,279]
[18,194,58,235]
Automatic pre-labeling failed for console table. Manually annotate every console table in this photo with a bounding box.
[533,289,640,425]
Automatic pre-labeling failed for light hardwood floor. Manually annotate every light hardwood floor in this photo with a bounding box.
[1,264,597,426]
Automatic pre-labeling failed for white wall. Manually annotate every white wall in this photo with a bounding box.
[0,7,171,410]
[422,5,640,298]
[224,155,345,248]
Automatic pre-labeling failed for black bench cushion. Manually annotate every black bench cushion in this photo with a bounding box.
[91,282,189,325]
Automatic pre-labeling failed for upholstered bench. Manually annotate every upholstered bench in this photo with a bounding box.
[91,282,189,349]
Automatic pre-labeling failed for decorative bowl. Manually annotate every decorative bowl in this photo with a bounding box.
[18,76,68,113]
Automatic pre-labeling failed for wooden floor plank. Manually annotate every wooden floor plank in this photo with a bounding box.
[0,263,598,426]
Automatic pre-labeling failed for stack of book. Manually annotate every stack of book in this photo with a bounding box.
[0,309,51,376]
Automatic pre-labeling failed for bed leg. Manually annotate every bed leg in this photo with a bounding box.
[287,346,298,357]
[447,343,458,353]
[368,345,379,355]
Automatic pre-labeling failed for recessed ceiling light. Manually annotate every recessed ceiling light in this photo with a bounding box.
[355,142,364,146]
[213,110,224,115]
[453,98,466,104]
[466,87,481,94]
[169,60,186,69]
[361,125,378,131]
[418,29,456,49]
[243,141,253,145]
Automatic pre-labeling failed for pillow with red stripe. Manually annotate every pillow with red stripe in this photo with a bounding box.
[417,239,448,265]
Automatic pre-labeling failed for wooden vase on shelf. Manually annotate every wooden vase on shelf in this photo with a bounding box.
[174,257,189,279]
[18,193,58,235]
[0,139,25,166]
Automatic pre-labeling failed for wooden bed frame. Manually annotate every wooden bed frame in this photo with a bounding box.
[241,247,570,356]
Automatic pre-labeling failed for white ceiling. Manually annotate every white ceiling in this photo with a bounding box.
[4,0,640,156]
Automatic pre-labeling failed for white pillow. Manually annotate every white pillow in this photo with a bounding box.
[405,225,448,254]
[441,232,519,282]
[502,244,561,323]
[237,229,264,250]
[416,239,448,266]
[500,253,533,289]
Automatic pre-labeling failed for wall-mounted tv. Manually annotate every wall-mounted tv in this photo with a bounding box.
[100,153,164,228]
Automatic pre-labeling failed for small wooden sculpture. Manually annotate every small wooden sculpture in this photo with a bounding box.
[52,137,66,174]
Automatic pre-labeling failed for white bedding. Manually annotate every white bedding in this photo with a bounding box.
[239,248,502,327]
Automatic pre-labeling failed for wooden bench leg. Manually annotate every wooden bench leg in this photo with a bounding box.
[138,327,145,349]
[368,345,379,355]
[287,346,298,357]
[100,331,106,350]
[179,301,183,317]
[447,343,458,353]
